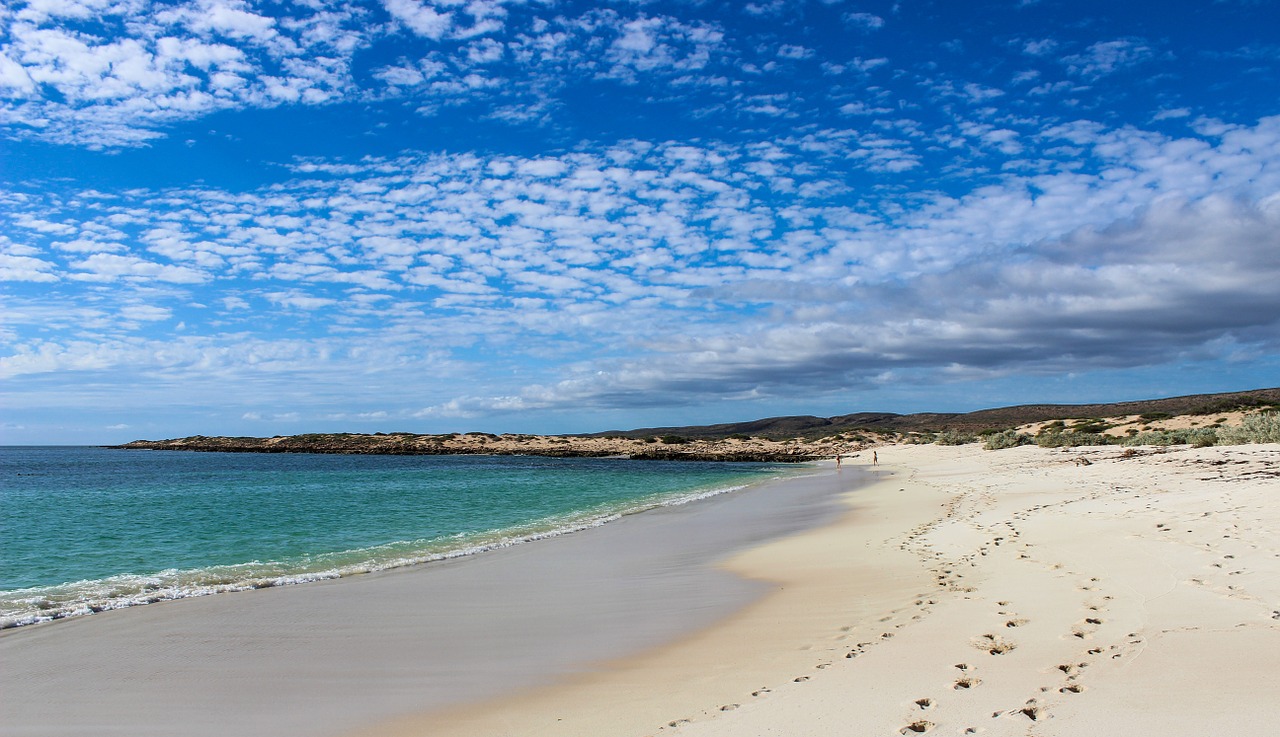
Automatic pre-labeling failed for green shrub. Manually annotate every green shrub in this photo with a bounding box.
[659,435,689,445]
[1216,412,1280,445]
[1036,431,1114,448]
[1070,418,1111,434]
[983,429,1032,450]
[935,429,978,446]
[1122,428,1218,447]
[1035,431,1071,448]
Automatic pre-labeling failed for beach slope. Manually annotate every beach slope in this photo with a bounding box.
[398,442,1280,737]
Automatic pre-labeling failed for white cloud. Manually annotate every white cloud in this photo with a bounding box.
[0,251,61,281]
[838,101,892,116]
[1,0,365,146]
[1022,38,1057,56]
[516,158,567,178]
[173,0,278,43]
[119,303,172,322]
[70,252,208,282]
[383,0,452,40]
[0,51,37,95]
[844,12,884,30]
[597,12,725,81]
[776,44,813,60]
[1063,38,1163,78]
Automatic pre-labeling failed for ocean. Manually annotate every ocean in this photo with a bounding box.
[0,446,795,629]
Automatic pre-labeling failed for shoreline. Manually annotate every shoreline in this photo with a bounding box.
[362,442,1280,737]
[0,463,859,737]
[0,451,806,631]
[5,443,1277,736]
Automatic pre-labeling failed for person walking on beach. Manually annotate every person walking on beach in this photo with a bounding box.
[873,450,878,466]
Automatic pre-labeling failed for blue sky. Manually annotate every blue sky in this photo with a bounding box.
[2,0,1279,444]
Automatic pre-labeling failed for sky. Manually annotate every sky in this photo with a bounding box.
[2,0,1279,444]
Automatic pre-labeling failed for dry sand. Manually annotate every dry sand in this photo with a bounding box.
[381,442,1280,737]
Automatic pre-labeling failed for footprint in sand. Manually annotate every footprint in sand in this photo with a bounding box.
[1013,699,1046,722]
[1060,683,1086,694]
[974,633,1016,655]
[1056,662,1087,676]
[900,719,935,734]
[955,674,981,690]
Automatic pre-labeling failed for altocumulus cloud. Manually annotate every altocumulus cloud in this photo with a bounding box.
[0,0,735,147]
[5,116,1278,419]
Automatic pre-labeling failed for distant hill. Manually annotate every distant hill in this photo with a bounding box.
[588,388,1280,440]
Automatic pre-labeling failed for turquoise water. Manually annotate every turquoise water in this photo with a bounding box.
[0,447,793,628]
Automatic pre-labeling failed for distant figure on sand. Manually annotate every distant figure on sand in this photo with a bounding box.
[873,451,878,466]
[836,455,842,468]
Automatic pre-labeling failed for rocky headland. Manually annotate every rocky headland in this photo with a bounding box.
[111,432,853,463]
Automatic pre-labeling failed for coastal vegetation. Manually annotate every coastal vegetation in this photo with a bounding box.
[973,411,1279,450]
[112,390,1280,461]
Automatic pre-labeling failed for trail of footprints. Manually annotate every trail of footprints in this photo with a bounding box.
[656,458,1172,735]
[885,462,1143,734]
[894,597,1123,735]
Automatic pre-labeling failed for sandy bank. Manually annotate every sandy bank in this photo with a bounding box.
[378,443,1280,737]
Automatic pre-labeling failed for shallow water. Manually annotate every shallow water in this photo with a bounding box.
[0,462,858,737]
[1,447,795,628]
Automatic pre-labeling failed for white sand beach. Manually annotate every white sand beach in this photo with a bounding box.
[4,443,1278,737]
[379,442,1280,737]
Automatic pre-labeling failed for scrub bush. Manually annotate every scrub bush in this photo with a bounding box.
[1216,412,1280,445]
[935,429,978,446]
[983,429,1032,450]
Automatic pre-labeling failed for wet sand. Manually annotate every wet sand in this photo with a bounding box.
[0,466,855,737]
